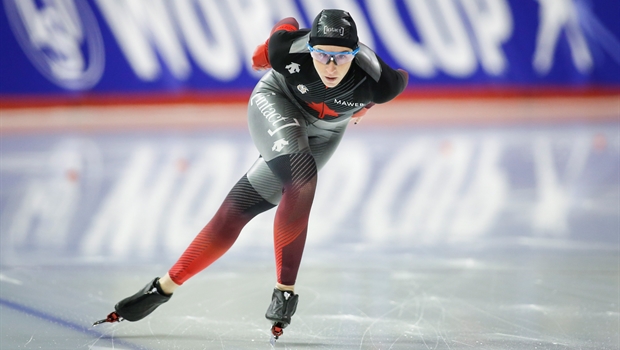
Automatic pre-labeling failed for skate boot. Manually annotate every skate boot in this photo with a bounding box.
[265,288,298,343]
[93,277,171,326]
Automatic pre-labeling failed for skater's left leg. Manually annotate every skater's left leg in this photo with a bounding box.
[276,283,295,292]
[262,121,349,336]
[267,153,317,288]
[246,76,348,337]
[266,120,350,291]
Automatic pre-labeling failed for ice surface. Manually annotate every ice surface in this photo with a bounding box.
[1,111,618,349]
[1,249,618,349]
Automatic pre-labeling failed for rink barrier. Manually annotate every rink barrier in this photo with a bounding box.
[0,95,617,134]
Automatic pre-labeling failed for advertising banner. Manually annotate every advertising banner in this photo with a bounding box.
[1,0,619,97]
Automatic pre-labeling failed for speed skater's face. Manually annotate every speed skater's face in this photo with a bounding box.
[310,45,354,88]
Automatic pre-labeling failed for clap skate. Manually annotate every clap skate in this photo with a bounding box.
[93,277,171,326]
[265,288,298,344]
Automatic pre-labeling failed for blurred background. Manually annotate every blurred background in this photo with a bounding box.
[0,0,618,266]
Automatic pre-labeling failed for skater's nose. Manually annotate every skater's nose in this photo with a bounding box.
[325,62,337,73]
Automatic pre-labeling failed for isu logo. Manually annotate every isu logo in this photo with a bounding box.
[3,0,104,90]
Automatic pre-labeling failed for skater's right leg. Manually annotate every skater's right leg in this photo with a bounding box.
[113,277,172,321]
[167,173,277,285]
[158,273,180,295]
[108,172,278,323]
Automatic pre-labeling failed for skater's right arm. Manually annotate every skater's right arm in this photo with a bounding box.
[251,17,300,70]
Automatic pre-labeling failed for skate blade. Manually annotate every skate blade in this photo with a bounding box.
[269,324,283,345]
[270,334,277,346]
[92,311,123,326]
[92,319,109,326]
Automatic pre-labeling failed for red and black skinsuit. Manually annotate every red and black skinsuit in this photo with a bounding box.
[168,21,409,287]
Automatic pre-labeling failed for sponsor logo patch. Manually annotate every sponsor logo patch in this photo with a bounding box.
[334,99,365,108]
[323,26,345,36]
[272,139,289,152]
[250,93,300,136]
[285,62,300,74]
[297,84,309,94]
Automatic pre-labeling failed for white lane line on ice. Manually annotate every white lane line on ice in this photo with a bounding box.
[0,273,23,285]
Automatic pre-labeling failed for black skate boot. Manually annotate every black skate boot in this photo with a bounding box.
[93,277,171,326]
[265,288,298,343]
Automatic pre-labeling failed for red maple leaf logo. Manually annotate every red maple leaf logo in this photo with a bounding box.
[307,102,339,119]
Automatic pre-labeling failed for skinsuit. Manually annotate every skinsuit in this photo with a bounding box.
[95,8,409,341]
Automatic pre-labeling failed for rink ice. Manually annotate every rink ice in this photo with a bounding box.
[0,249,618,349]
[0,104,619,349]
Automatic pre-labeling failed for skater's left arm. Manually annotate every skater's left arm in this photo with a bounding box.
[351,58,408,124]
[372,55,409,104]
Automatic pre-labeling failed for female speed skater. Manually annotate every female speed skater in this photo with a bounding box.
[94,9,409,341]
